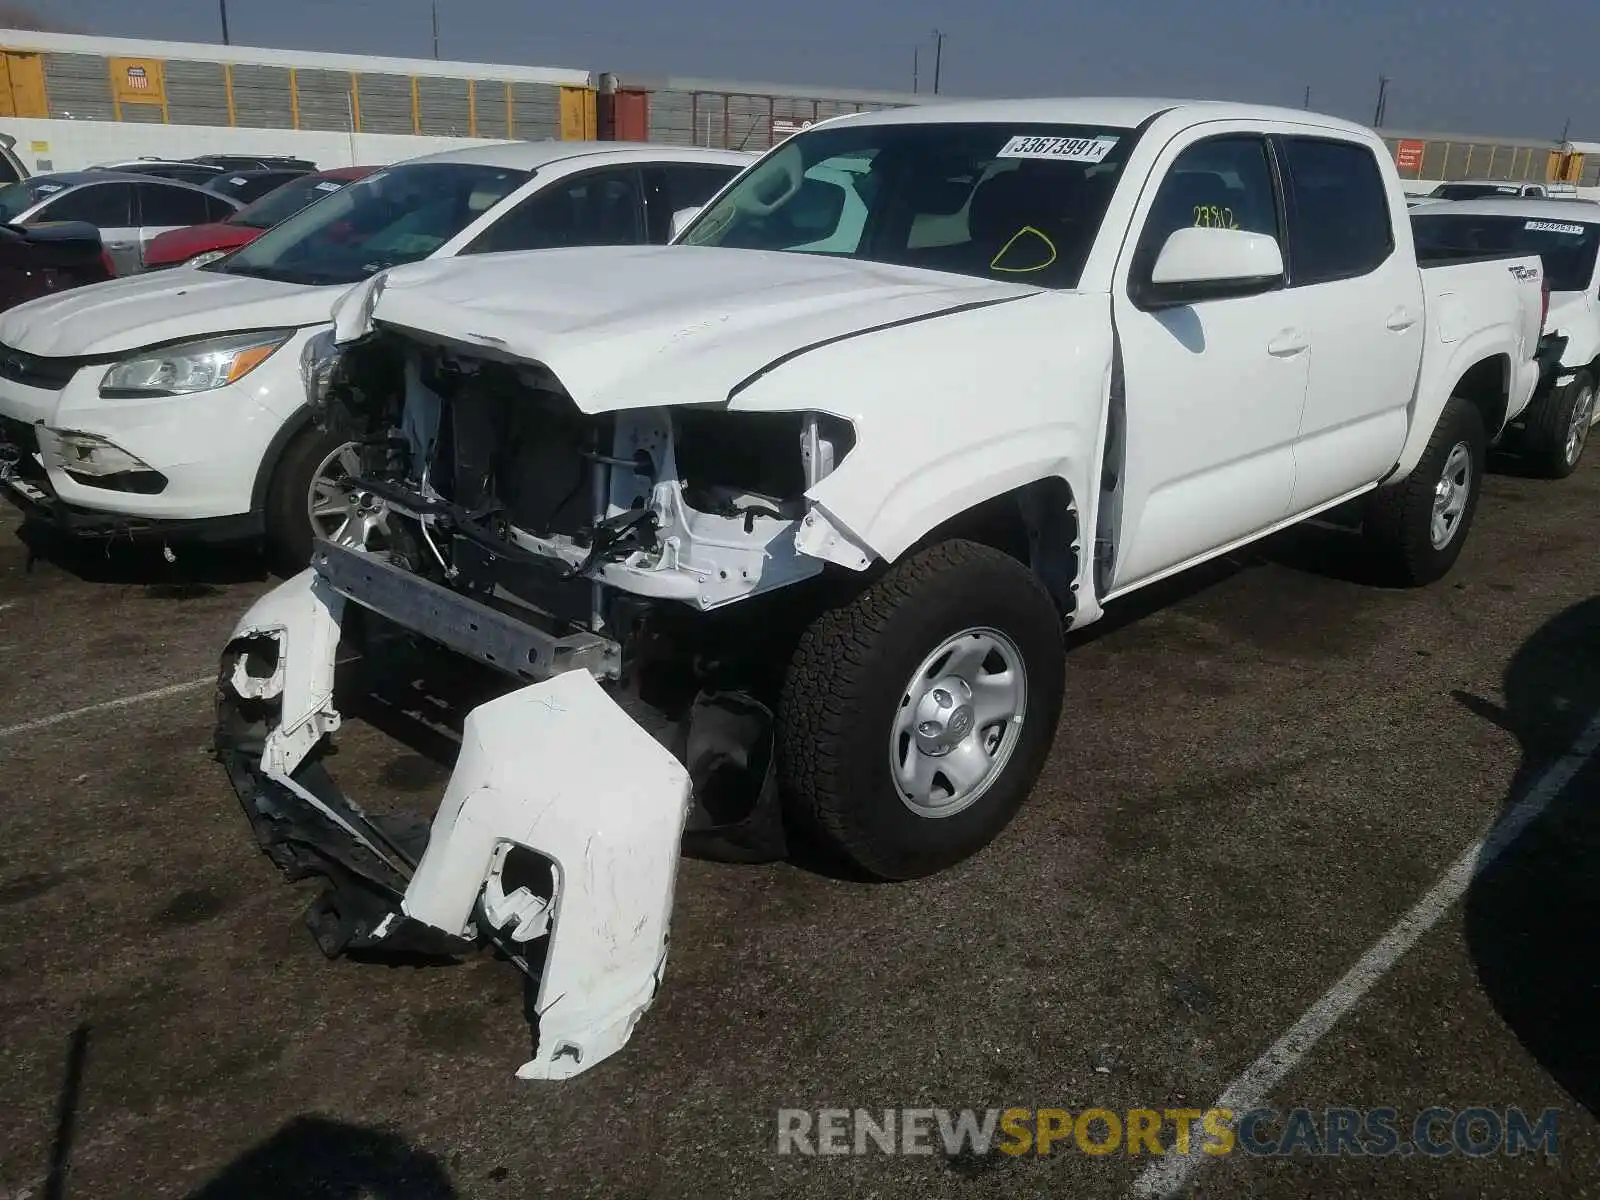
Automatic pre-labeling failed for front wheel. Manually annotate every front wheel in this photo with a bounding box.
[1363,394,1487,587]
[777,539,1066,880]
[263,425,367,576]
[1520,370,1596,479]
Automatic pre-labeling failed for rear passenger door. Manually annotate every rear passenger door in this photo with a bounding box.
[642,163,741,242]
[31,181,140,274]
[1273,135,1422,510]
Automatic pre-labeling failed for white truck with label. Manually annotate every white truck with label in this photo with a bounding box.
[213,98,1547,1079]
[1412,197,1600,475]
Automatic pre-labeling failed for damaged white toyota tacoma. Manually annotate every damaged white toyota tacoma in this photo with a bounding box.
[213,98,1548,1079]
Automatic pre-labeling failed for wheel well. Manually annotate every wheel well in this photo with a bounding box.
[250,406,316,513]
[909,477,1080,621]
[1453,355,1510,438]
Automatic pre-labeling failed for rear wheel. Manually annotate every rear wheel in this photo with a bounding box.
[777,539,1066,880]
[1519,370,1595,479]
[1364,394,1486,586]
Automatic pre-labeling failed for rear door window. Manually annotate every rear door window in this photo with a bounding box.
[137,182,214,227]
[1278,137,1395,285]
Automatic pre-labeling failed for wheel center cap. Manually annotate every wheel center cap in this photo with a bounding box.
[912,676,976,755]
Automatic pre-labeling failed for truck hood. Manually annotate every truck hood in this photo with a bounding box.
[359,245,1044,414]
[0,266,344,357]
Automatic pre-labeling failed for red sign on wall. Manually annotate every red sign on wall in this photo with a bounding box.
[1395,139,1426,175]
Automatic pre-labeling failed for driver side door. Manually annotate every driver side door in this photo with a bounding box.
[1106,128,1311,594]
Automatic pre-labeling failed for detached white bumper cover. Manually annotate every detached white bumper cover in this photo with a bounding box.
[404,672,693,1080]
[216,570,693,1080]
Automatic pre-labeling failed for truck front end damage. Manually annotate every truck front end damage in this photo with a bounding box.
[214,317,863,1078]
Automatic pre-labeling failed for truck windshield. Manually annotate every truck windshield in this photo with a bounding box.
[214,162,530,286]
[678,121,1138,289]
[1411,213,1600,291]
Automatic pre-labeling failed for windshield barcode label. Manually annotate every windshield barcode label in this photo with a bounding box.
[997,135,1119,164]
[1525,220,1586,236]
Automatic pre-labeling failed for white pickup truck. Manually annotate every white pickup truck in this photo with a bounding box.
[213,98,1547,1079]
[1412,197,1599,475]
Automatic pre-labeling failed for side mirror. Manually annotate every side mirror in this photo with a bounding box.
[1136,226,1284,309]
[670,206,703,241]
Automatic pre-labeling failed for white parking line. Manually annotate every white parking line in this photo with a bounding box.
[0,677,214,742]
[1133,707,1600,1198]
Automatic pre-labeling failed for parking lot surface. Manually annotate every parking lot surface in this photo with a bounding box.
[2,452,1598,1199]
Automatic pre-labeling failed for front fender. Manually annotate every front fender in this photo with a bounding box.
[731,290,1111,569]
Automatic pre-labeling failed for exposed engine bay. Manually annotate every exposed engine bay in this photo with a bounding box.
[310,324,860,626]
[213,322,869,1079]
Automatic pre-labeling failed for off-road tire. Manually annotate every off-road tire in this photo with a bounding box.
[264,424,348,576]
[777,538,1066,881]
[1520,369,1595,479]
[1363,394,1486,587]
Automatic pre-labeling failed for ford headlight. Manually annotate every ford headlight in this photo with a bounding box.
[100,330,293,398]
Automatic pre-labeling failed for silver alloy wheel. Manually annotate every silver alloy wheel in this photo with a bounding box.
[1565,383,1596,466]
[890,627,1027,819]
[307,440,388,548]
[1430,440,1473,550]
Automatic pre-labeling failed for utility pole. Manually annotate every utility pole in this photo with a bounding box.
[931,29,946,95]
[1303,84,1311,110]
[219,0,231,45]
[432,1,440,59]
[913,45,920,93]
[1559,115,1571,143]
[1372,75,1390,128]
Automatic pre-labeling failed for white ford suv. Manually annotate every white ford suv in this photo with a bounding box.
[0,141,753,569]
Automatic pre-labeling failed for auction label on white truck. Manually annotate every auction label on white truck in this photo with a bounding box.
[997,134,1119,163]
[1525,220,1587,236]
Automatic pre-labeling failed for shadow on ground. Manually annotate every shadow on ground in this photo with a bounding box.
[11,520,269,589]
[183,1115,458,1199]
[1463,596,1600,1119]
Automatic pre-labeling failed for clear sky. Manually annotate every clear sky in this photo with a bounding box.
[39,0,1600,141]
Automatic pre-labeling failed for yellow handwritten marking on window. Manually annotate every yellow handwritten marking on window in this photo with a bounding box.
[990,226,1058,273]
[1192,205,1238,230]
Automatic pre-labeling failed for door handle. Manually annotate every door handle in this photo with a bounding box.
[1386,307,1419,332]
[1267,329,1309,357]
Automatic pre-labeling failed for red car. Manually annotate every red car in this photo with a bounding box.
[143,165,378,269]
